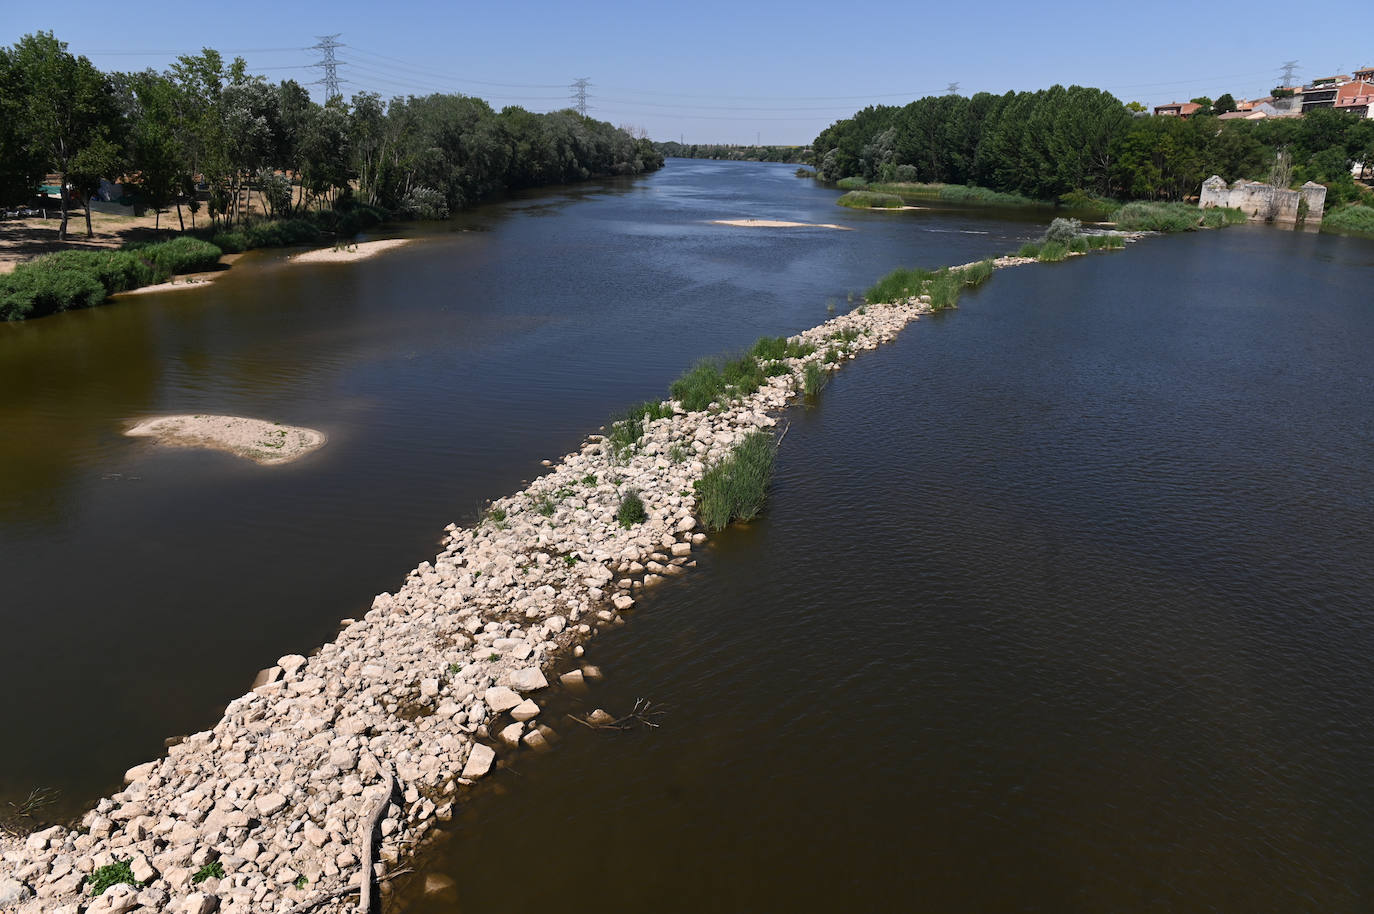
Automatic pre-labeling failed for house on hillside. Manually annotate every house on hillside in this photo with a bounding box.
[1154,101,1201,117]
[1355,66,1374,83]
[1334,81,1374,117]
[1302,75,1351,113]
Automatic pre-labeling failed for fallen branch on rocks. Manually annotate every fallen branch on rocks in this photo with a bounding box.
[567,698,665,731]
[0,787,59,837]
[357,755,395,914]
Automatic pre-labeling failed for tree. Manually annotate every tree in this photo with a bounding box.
[1125,101,1147,113]
[0,44,44,204]
[1189,96,1215,117]
[1213,93,1238,114]
[8,32,123,239]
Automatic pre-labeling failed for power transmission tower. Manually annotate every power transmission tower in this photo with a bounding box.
[309,34,346,102]
[1279,60,1299,88]
[946,82,960,95]
[570,77,591,115]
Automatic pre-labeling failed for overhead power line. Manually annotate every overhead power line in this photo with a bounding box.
[570,77,592,115]
[308,34,345,102]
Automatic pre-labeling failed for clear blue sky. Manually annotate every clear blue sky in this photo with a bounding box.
[7,0,1370,144]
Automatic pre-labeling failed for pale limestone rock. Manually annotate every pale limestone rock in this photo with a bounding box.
[559,669,585,688]
[510,699,540,722]
[254,792,287,816]
[498,722,524,747]
[509,667,548,692]
[582,664,604,682]
[482,686,521,714]
[613,593,635,611]
[460,744,495,779]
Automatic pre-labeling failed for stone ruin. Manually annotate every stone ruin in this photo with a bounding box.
[1199,175,1327,225]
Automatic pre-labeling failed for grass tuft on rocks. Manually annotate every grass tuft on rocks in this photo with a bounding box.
[694,430,778,531]
[670,354,765,412]
[1037,241,1069,262]
[865,266,935,304]
[617,488,647,528]
[87,860,141,896]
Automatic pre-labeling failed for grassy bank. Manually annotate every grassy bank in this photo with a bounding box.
[865,258,995,309]
[0,238,223,321]
[1112,202,1247,232]
[1321,204,1374,235]
[836,191,904,209]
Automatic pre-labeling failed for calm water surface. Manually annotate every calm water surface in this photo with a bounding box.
[396,228,1374,913]
[5,162,1373,912]
[0,161,1027,815]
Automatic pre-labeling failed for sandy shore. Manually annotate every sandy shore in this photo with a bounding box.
[712,219,852,230]
[125,415,326,464]
[293,238,413,263]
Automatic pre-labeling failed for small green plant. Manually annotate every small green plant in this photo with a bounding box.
[563,553,580,566]
[927,269,962,310]
[961,259,995,287]
[448,662,464,675]
[667,444,687,463]
[858,305,867,315]
[617,488,647,528]
[581,473,597,486]
[192,861,224,884]
[87,860,141,896]
[803,360,826,397]
[485,506,506,524]
[535,495,555,516]
[864,266,935,304]
[823,347,840,364]
[294,875,309,890]
[488,653,500,662]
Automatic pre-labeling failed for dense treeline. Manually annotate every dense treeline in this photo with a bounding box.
[813,86,1374,205]
[654,142,811,164]
[0,31,663,240]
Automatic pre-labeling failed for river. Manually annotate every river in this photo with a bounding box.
[4,161,1374,912]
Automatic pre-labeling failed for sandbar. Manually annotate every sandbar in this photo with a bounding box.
[293,238,412,263]
[125,415,326,465]
[712,219,852,230]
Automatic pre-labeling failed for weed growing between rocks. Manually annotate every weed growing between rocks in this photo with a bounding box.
[670,355,766,412]
[695,431,778,531]
[87,859,140,896]
[192,861,224,884]
[617,488,647,528]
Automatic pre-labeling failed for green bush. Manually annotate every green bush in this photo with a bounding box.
[141,237,223,275]
[1104,234,1126,249]
[837,191,904,209]
[192,861,224,884]
[1058,189,1119,214]
[1068,235,1089,253]
[694,431,778,531]
[0,265,107,320]
[617,488,647,528]
[836,177,869,190]
[1038,241,1069,262]
[1110,201,1246,233]
[1043,217,1081,244]
[749,335,814,361]
[1322,204,1374,234]
[87,859,140,896]
[1016,242,1042,258]
[210,231,249,253]
[865,182,1045,208]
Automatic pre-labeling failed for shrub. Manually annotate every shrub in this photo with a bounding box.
[1038,241,1069,262]
[87,860,140,896]
[1058,189,1118,213]
[1016,242,1042,258]
[1109,201,1242,233]
[1068,235,1089,253]
[1104,234,1126,249]
[617,489,647,528]
[1043,217,1081,244]
[749,335,813,361]
[0,266,107,321]
[210,231,249,253]
[141,237,223,274]
[835,177,868,190]
[694,431,778,531]
[1323,204,1374,234]
[837,190,903,209]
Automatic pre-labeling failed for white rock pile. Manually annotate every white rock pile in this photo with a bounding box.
[0,291,943,914]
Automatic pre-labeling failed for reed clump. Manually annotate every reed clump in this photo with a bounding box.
[837,191,904,209]
[694,431,778,531]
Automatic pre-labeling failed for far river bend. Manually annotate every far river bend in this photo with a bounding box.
[4,160,1374,911]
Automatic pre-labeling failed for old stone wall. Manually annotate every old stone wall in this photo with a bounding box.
[1199,175,1326,224]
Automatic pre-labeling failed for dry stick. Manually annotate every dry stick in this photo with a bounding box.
[358,754,396,914]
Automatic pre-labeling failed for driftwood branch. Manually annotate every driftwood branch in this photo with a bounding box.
[357,755,395,914]
[566,698,666,731]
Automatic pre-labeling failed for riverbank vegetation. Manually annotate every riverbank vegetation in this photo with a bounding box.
[0,237,222,320]
[0,31,663,244]
[1111,202,1247,232]
[813,86,1374,206]
[836,190,904,209]
[695,431,778,531]
[1322,204,1374,235]
[653,142,810,164]
[864,259,995,309]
